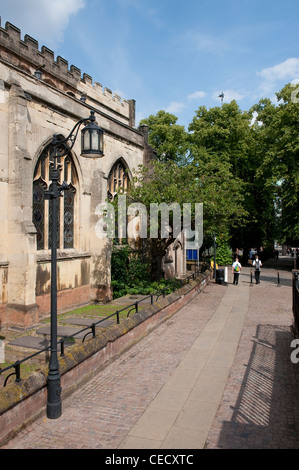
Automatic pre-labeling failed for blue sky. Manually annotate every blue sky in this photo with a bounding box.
[1,0,299,128]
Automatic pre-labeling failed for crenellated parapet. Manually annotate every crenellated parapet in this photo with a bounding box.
[0,19,133,124]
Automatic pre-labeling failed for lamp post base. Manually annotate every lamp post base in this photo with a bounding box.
[47,401,62,420]
[47,374,62,419]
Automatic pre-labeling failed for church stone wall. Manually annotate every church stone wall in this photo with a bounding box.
[0,20,155,328]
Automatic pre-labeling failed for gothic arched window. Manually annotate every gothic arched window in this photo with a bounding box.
[33,141,78,250]
[107,159,129,201]
[107,159,130,243]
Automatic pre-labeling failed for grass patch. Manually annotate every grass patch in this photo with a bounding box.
[0,361,41,385]
[41,303,134,325]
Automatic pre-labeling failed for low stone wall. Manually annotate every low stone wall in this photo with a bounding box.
[0,272,210,446]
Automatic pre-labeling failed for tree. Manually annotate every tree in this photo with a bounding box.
[252,85,299,245]
[188,100,253,178]
[215,231,233,266]
[134,87,298,276]
[125,161,189,279]
[140,110,189,164]
[188,101,251,254]
[125,157,246,279]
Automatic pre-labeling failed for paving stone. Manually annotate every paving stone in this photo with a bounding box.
[62,317,114,328]
[8,335,73,350]
[111,294,156,305]
[35,326,86,339]
[9,336,50,350]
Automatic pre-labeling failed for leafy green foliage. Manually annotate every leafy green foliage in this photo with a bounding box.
[140,110,189,164]
[121,82,298,283]
[251,85,299,244]
[215,231,233,266]
[188,100,253,179]
[111,246,180,298]
[125,156,246,278]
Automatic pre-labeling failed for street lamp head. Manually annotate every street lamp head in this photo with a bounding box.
[81,111,104,158]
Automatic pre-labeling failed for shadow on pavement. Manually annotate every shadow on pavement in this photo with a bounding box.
[210,324,299,449]
[258,256,295,272]
[241,273,292,287]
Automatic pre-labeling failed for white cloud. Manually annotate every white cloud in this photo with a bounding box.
[187,91,206,101]
[165,101,186,114]
[164,91,206,115]
[0,0,86,49]
[258,58,299,81]
[257,58,299,99]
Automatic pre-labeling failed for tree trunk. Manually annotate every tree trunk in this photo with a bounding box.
[144,237,175,281]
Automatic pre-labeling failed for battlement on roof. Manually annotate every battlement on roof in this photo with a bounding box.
[0,19,133,123]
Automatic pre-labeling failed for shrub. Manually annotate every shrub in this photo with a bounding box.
[111,246,180,298]
[216,232,233,266]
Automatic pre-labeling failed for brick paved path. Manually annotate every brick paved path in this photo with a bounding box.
[2,261,299,449]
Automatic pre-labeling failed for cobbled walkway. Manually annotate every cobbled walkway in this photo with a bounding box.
[2,257,299,449]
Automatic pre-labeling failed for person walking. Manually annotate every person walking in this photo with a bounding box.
[253,255,262,284]
[232,257,242,285]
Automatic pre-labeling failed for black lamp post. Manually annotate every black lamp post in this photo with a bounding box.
[45,110,104,419]
[213,231,217,280]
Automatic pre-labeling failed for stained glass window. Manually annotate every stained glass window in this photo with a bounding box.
[107,159,129,200]
[48,183,61,249]
[32,140,78,250]
[63,184,76,249]
[107,159,130,244]
[33,177,47,250]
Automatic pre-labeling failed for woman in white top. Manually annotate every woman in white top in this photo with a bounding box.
[232,257,242,285]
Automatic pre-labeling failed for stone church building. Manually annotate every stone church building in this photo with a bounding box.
[0,20,187,330]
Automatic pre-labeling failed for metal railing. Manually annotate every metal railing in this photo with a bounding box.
[0,269,203,387]
[293,271,299,337]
